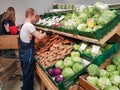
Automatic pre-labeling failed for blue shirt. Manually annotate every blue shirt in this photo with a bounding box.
[1,19,15,34]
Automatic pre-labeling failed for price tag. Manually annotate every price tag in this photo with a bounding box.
[79,43,87,51]
[91,45,100,54]
[87,18,94,28]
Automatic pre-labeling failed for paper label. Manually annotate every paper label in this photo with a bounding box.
[80,43,87,50]
[91,45,100,54]
[87,18,94,28]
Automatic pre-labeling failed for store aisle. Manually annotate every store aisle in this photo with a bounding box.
[1,59,40,90]
[2,76,40,90]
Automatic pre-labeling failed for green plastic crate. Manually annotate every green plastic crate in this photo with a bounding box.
[78,14,120,40]
[81,42,119,66]
[45,58,93,90]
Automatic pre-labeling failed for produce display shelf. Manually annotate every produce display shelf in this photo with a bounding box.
[35,63,58,90]
[79,51,120,90]
[35,24,120,45]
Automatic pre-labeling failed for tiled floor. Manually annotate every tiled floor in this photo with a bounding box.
[2,76,40,90]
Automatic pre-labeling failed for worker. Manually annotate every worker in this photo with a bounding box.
[19,8,46,90]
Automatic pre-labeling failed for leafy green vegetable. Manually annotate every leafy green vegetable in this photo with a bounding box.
[62,67,75,79]
[72,57,82,63]
[77,23,87,31]
[87,64,100,76]
[71,51,80,58]
[97,77,111,90]
[55,60,64,69]
[73,44,80,51]
[117,65,120,72]
[112,55,120,66]
[106,64,116,72]
[99,69,109,77]
[79,13,88,22]
[83,47,92,55]
[64,57,73,67]
[87,76,99,87]
[109,71,119,77]
[110,75,120,86]
[104,85,119,90]
[72,63,84,73]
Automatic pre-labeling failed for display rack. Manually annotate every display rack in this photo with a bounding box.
[35,63,58,90]
[36,24,120,45]
[35,23,120,90]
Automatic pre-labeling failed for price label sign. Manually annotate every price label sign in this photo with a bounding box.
[91,45,100,54]
[79,43,87,51]
[87,18,94,28]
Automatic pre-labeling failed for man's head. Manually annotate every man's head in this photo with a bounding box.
[25,8,37,23]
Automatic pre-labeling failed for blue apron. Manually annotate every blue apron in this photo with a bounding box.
[19,25,35,90]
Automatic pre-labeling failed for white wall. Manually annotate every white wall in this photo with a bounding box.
[0,0,120,24]
[60,0,120,5]
[0,0,54,24]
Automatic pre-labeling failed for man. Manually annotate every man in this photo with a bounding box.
[19,8,46,90]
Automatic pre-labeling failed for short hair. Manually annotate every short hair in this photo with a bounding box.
[25,8,36,18]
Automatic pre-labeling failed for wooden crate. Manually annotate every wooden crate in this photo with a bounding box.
[79,51,120,90]
[79,86,85,90]
[68,81,85,90]
[79,75,99,90]
[0,35,19,49]
[35,63,58,90]
[0,58,17,85]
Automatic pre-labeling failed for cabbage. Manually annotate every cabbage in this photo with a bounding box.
[82,6,89,13]
[84,27,92,32]
[72,57,82,63]
[55,60,64,69]
[93,25,102,31]
[87,76,99,87]
[47,68,55,76]
[112,55,120,66]
[77,23,87,31]
[83,47,92,55]
[106,64,116,72]
[118,83,120,89]
[110,75,120,86]
[99,69,109,77]
[76,17,86,24]
[55,75,64,83]
[71,51,80,58]
[95,2,109,10]
[79,13,88,21]
[97,17,107,25]
[87,64,100,76]
[62,67,75,79]
[92,6,102,15]
[54,68,62,76]
[97,9,116,26]
[97,77,111,90]
[117,65,120,72]
[79,5,87,12]
[64,13,72,20]
[73,44,80,51]
[60,19,77,29]
[72,63,84,73]
[109,71,119,77]
[104,85,119,90]
[64,57,73,67]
